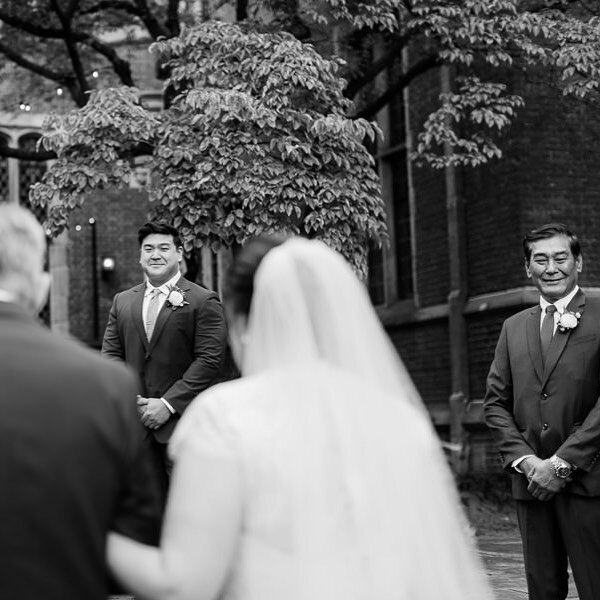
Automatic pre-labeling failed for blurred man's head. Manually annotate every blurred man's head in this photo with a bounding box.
[0,203,49,314]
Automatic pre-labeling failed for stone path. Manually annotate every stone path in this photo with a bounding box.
[109,531,580,600]
[478,532,579,599]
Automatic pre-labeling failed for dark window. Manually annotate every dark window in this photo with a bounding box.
[19,134,47,223]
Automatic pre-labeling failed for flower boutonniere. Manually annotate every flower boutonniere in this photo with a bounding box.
[166,286,189,311]
[557,310,581,333]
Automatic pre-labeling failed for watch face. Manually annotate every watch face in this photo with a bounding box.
[557,465,571,478]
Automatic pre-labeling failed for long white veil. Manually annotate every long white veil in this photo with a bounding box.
[236,238,493,600]
[242,238,422,408]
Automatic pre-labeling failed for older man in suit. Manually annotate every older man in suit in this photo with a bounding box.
[484,223,600,600]
[0,203,160,600]
[102,221,227,501]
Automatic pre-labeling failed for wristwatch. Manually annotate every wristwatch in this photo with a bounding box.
[550,455,573,479]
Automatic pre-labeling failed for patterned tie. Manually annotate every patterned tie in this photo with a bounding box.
[540,304,557,362]
[145,288,162,340]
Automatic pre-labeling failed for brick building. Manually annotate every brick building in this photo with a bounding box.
[3,32,600,475]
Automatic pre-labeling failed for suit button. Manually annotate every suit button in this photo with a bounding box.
[543,423,549,430]
[542,393,548,399]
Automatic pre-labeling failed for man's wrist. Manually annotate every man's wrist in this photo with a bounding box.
[550,455,573,479]
[160,397,176,415]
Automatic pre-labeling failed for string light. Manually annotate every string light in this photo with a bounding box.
[92,70,99,79]
[19,102,31,111]
[56,88,63,96]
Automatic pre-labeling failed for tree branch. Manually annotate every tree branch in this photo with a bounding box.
[344,33,409,99]
[352,55,440,119]
[0,8,66,38]
[132,0,169,39]
[166,0,180,35]
[81,36,134,86]
[0,145,56,161]
[79,0,141,17]
[0,40,71,83]
[51,0,89,105]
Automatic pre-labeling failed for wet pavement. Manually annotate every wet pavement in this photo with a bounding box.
[109,530,580,600]
[478,531,579,599]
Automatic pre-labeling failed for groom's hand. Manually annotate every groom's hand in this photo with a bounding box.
[523,457,569,501]
[137,396,170,430]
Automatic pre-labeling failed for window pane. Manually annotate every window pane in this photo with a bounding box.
[390,150,413,299]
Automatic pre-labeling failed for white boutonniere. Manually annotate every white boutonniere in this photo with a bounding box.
[166,286,189,310]
[557,310,581,333]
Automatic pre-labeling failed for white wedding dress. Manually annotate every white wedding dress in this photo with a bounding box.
[166,239,493,600]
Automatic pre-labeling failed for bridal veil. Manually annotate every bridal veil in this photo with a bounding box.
[234,238,493,599]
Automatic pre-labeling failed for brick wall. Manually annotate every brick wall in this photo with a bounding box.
[67,188,151,346]
[388,319,451,407]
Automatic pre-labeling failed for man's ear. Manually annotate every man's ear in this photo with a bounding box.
[525,261,532,279]
[577,255,583,273]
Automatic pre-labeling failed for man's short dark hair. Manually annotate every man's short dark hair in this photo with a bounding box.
[137,222,182,249]
[523,223,581,262]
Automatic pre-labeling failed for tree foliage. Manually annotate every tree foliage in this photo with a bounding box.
[32,21,387,275]
[2,0,600,270]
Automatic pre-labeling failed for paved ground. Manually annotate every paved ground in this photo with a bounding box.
[478,531,579,599]
[109,529,580,600]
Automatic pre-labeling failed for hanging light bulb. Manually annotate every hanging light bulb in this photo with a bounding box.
[56,87,63,96]
[92,70,99,79]
[19,102,26,110]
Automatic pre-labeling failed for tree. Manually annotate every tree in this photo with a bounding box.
[1,1,599,165]
[31,21,386,275]
[2,1,600,262]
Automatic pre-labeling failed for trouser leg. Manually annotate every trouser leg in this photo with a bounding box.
[515,499,568,600]
[554,494,600,600]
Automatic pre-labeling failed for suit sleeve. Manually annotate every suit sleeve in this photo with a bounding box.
[162,294,227,415]
[556,396,600,472]
[484,321,536,470]
[101,293,125,361]
[111,366,162,545]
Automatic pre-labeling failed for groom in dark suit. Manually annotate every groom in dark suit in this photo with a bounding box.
[102,221,227,500]
[484,223,600,600]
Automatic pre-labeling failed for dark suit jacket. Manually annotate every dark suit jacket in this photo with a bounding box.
[101,276,227,442]
[0,302,161,600]
[484,289,600,499]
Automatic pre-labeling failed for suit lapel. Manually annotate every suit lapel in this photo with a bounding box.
[526,306,544,382]
[131,283,150,351]
[542,289,586,385]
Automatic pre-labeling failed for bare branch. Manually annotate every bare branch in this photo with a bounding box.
[166,0,180,35]
[51,0,89,104]
[132,0,170,39]
[0,8,66,38]
[0,40,70,83]
[79,0,142,18]
[81,36,134,86]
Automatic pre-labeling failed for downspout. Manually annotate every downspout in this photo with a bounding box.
[441,65,470,474]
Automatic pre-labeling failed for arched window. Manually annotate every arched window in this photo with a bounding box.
[18,133,47,222]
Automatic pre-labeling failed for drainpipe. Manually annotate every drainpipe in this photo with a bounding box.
[441,65,470,474]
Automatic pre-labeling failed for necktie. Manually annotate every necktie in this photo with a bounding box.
[540,304,557,362]
[145,288,161,340]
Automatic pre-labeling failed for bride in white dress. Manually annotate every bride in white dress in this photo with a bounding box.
[108,236,493,600]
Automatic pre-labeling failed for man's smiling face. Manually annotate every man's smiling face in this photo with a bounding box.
[525,234,582,303]
[139,233,182,286]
